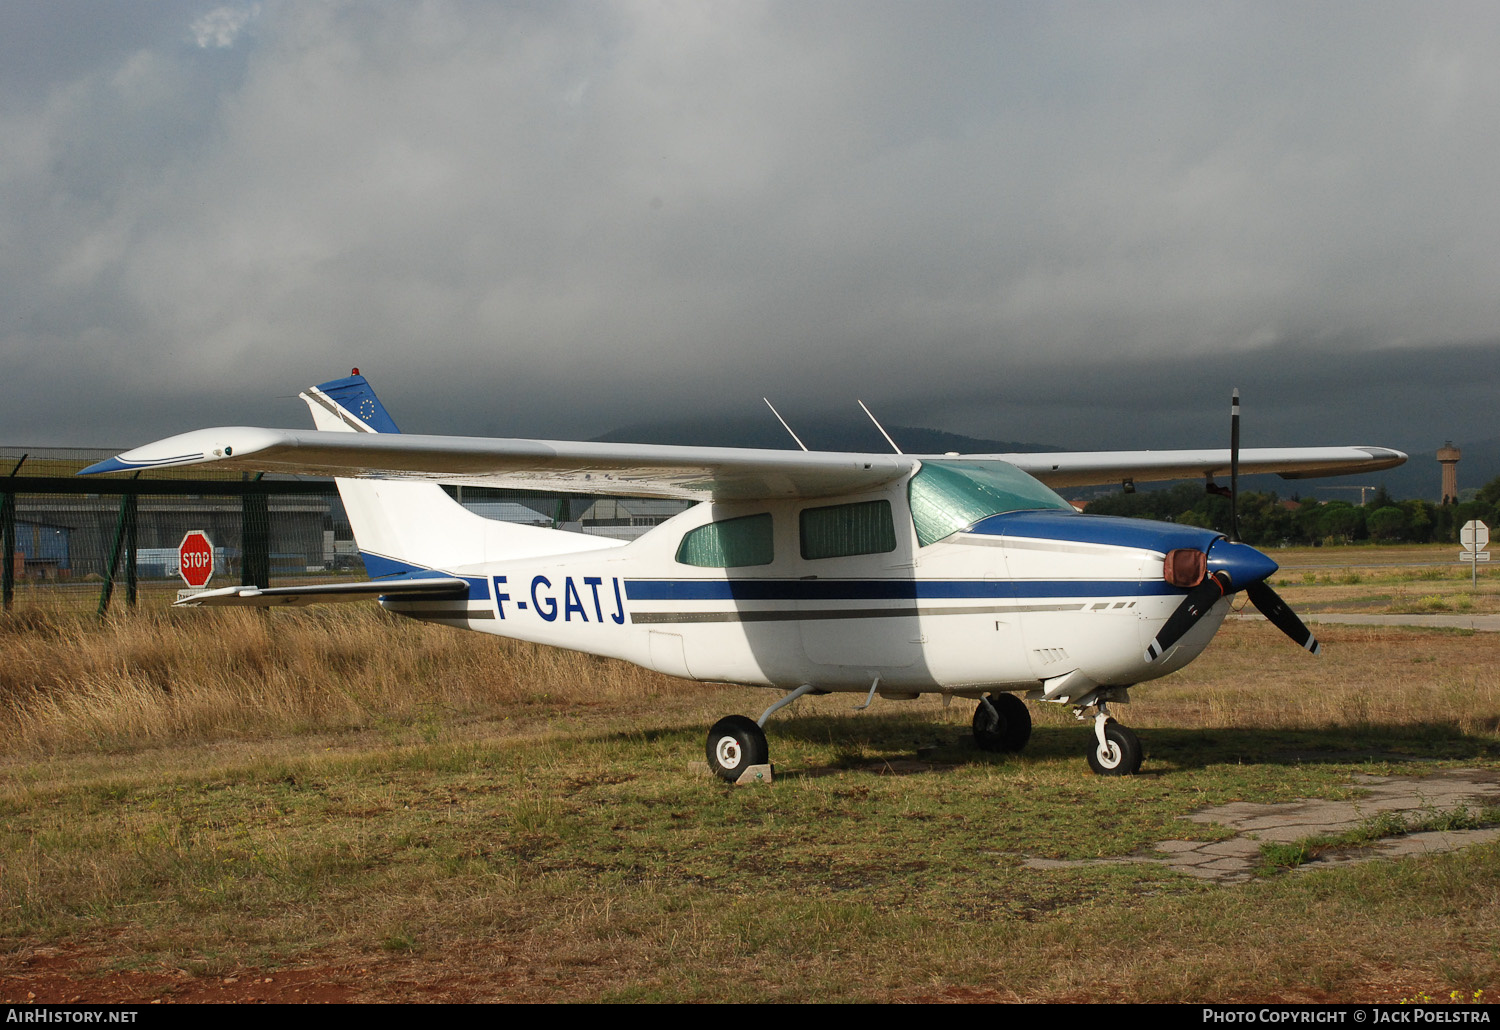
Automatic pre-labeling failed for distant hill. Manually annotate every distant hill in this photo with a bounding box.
[594,415,1061,455]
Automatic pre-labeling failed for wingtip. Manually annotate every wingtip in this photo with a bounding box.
[77,457,136,476]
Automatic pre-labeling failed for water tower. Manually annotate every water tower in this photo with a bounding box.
[1437,441,1461,505]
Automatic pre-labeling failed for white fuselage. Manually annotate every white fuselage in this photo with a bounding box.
[379,480,1227,698]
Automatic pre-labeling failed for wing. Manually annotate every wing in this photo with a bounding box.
[79,431,1405,500]
[78,372,1404,499]
[997,447,1408,489]
[79,425,917,501]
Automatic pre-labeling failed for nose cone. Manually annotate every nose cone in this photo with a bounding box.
[1207,539,1279,591]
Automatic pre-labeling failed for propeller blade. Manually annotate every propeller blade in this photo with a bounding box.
[1145,571,1230,662]
[1245,580,1321,655]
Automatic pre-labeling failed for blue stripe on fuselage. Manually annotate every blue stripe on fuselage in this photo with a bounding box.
[624,579,1177,601]
[968,510,1223,553]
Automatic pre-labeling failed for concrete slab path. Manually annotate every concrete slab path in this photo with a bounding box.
[1023,768,1500,883]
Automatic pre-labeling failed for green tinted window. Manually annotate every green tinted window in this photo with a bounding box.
[676,513,774,567]
[799,500,897,559]
[908,460,1075,546]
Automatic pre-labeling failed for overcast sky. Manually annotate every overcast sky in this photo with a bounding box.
[3,1,1498,456]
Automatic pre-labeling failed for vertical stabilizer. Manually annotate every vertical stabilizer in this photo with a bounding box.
[303,372,401,434]
[301,373,620,573]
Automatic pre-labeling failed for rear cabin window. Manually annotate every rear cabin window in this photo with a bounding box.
[799,500,897,559]
[676,513,774,568]
[908,459,1076,546]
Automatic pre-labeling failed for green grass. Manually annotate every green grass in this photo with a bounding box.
[4,700,1499,1001]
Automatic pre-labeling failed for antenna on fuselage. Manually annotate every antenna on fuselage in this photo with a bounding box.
[763,398,809,452]
[857,400,904,455]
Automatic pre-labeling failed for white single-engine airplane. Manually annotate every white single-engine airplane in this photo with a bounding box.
[82,373,1406,778]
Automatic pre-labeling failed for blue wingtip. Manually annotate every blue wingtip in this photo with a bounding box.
[78,457,136,476]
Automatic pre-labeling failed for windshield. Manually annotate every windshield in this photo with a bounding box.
[908,459,1076,546]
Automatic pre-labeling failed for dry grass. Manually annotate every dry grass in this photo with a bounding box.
[2,602,1499,1002]
[4,600,1498,758]
[0,605,699,755]
[1135,621,1500,738]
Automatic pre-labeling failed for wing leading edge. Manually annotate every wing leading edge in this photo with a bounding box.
[1000,446,1408,489]
[80,424,919,501]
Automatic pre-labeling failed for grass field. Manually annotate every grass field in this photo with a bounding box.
[1266,543,1499,616]
[2,552,1499,1003]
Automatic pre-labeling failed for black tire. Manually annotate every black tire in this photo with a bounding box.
[706,715,769,782]
[1086,721,1143,776]
[972,693,1032,753]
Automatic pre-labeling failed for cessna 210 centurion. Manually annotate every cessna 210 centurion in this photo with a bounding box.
[82,373,1406,779]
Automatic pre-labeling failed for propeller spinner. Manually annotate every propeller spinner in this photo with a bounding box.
[1144,537,1320,661]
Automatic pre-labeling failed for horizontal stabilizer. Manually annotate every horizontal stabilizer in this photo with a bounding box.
[176,574,470,608]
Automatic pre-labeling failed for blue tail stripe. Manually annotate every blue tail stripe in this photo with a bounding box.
[314,374,401,434]
[360,552,488,600]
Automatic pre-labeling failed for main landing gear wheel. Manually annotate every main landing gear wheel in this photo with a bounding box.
[1087,720,1143,776]
[706,715,769,782]
[972,693,1032,753]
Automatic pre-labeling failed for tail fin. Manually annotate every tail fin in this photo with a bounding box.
[303,371,402,434]
[301,372,620,574]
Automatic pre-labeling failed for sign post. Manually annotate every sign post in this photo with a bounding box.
[178,530,215,593]
[1460,520,1490,588]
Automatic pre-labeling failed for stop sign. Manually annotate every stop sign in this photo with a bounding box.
[178,531,215,588]
[1461,520,1490,550]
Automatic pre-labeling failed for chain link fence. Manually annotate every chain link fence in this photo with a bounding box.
[1,448,691,614]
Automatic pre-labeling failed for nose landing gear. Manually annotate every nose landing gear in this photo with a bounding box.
[1079,699,1142,776]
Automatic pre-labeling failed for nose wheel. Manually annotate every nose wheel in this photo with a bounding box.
[1082,704,1142,776]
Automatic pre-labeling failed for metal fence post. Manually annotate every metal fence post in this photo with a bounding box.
[1,490,14,612]
[124,491,138,607]
[242,482,270,589]
[97,491,132,618]
[2,454,22,611]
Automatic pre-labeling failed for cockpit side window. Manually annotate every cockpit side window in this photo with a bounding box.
[908,460,1075,546]
[799,500,897,559]
[676,513,774,568]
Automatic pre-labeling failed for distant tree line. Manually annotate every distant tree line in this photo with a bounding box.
[1083,476,1500,547]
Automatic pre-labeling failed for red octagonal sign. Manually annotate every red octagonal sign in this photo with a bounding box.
[178,531,215,588]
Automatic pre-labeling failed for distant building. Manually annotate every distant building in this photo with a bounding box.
[14,518,71,577]
[1437,441,1461,505]
[14,495,332,579]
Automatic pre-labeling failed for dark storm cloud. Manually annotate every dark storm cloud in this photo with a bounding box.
[1,2,1497,458]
